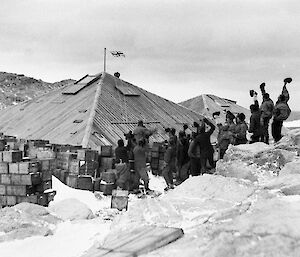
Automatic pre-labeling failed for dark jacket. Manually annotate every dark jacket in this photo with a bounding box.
[176,138,189,166]
[188,139,201,158]
[194,119,215,154]
[260,98,274,119]
[164,145,176,165]
[218,125,234,150]
[235,121,248,142]
[115,146,129,163]
[249,111,262,136]
[273,84,291,121]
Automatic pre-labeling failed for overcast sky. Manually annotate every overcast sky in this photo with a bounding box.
[1,0,300,110]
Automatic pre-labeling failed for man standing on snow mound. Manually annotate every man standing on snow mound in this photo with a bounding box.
[249,104,262,143]
[259,83,274,144]
[234,113,248,145]
[250,83,274,144]
[272,78,292,143]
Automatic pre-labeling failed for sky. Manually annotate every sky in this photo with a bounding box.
[0,0,300,110]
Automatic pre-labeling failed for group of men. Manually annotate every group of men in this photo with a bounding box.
[114,119,217,192]
[249,78,292,144]
[113,78,292,193]
[217,78,292,158]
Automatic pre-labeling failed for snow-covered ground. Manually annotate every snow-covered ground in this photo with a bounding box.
[0,173,167,257]
[284,119,300,128]
[1,129,300,257]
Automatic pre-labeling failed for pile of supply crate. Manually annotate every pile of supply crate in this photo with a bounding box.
[150,142,166,175]
[0,137,56,207]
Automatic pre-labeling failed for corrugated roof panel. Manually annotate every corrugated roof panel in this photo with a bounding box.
[62,74,101,95]
[115,85,140,96]
[76,75,98,85]
[87,73,206,147]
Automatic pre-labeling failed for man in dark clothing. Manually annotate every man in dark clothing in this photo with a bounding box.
[162,138,176,191]
[115,139,129,164]
[176,131,190,182]
[250,83,274,144]
[218,124,234,159]
[259,83,274,144]
[114,139,130,190]
[133,139,152,192]
[188,132,201,176]
[249,104,262,143]
[234,113,248,145]
[194,118,216,174]
[272,78,292,142]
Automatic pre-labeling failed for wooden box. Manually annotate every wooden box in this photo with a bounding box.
[0,174,11,184]
[40,170,52,181]
[19,161,39,174]
[65,173,78,188]
[111,189,129,211]
[37,193,48,206]
[6,195,17,206]
[36,179,52,193]
[0,184,6,195]
[0,195,7,207]
[100,145,113,157]
[6,185,30,196]
[2,151,22,163]
[93,178,101,191]
[77,175,93,191]
[101,170,116,183]
[100,157,114,170]
[100,183,116,195]
[0,162,8,174]
[77,149,98,161]
[69,159,80,174]
[8,163,19,174]
[10,173,41,186]
[17,195,38,204]
[0,139,5,151]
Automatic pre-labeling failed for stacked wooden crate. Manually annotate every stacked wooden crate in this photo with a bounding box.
[75,149,99,191]
[95,145,117,195]
[150,142,166,175]
[0,149,56,207]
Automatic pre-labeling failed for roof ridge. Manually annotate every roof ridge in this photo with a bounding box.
[81,72,104,148]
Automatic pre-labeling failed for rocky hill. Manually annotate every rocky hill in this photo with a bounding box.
[0,72,75,109]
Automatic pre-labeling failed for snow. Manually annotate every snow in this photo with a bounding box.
[2,131,300,256]
[0,219,110,257]
[284,119,300,128]
[50,176,111,213]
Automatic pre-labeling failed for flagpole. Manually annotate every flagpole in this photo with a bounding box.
[104,48,106,72]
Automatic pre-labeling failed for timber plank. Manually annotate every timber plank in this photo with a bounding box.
[81,226,183,257]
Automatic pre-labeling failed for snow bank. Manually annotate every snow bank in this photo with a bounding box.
[0,218,111,257]
[0,203,60,242]
[50,176,111,213]
[49,198,95,221]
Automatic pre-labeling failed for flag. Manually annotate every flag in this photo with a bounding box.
[110,51,125,57]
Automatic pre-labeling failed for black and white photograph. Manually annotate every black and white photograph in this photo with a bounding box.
[0,1,300,256]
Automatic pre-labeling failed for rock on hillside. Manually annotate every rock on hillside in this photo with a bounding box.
[0,72,75,109]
